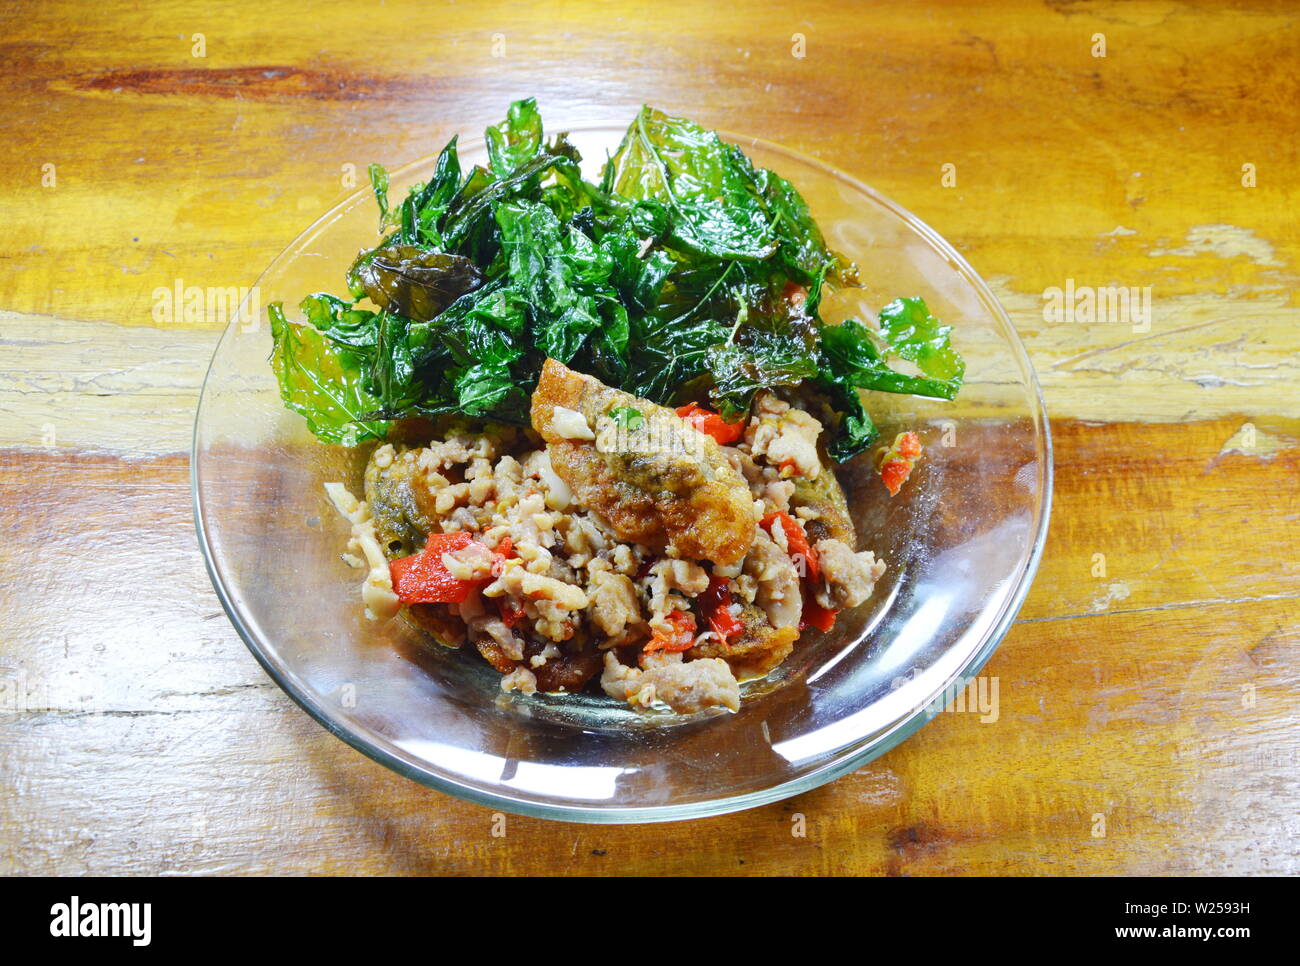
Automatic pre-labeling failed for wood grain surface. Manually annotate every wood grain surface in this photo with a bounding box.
[1,0,1296,875]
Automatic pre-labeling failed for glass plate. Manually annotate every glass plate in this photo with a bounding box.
[193,125,1052,823]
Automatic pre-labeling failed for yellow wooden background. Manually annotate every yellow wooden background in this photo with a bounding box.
[1,0,1296,875]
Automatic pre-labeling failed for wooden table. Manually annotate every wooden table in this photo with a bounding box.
[2,0,1296,876]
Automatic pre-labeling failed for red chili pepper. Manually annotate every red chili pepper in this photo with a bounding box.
[491,538,522,624]
[390,532,486,605]
[497,597,526,628]
[800,597,838,632]
[878,431,923,496]
[895,431,922,461]
[762,511,819,582]
[675,402,745,445]
[699,575,745,645]
[643,609,698,654]
[880,458,913,496]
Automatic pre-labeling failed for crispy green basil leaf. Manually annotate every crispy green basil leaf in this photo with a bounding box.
[822,298,964,400]
[624,310,730,404]
[494,199,623,364]
[811,375,878,462]
[267,101,964,463]
[358,245,485,322]
[367,163,391,228]
[877,296,965,398]
[603,106,776,260]
[268,302,387,445]
[486,97,544,178]
[706,332,819,419]
[745,159,855,287]
[394,136,463,247]
[298,293,381,354]
[441,151,580,253]
[608,407,643,430]
[453,360,527,419]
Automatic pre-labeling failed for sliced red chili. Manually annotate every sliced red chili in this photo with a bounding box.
[880,458,913,496]
[675,402,745,445]
[699,574,745,645]
[497,597,526,628]
[895,431,922,461]
[389,531,503,605]
[762,511,819,582]
[800,597,838,633]
[878,431,923,496]
[643,609,698,654]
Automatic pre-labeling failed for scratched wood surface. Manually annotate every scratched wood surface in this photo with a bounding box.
[1,0,1296,876]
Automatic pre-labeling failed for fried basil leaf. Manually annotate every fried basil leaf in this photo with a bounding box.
[427,281,527,368]
[811,375,878,462]
[821,298,964,401]
[486,97,544,178]
[268,302,387,445]
[494,199,623,365]
[267,100,964,458]
[877,296,965,398]
[603,106,776,260]
[393,135,463,247]
[581,300,631,386]
[624,310,730,404]
[608,406,644,430]
[706,331,819,419]
[298,293,381,354]
[453,360,526,418]
[745,159,856,288]
[601,204,674,313]
[441,151,580,253]
[368,310,434,414]
[358,245,484,322]
[367,163,391,228]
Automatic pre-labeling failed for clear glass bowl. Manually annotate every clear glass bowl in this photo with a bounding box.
[193,125,1052,822]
